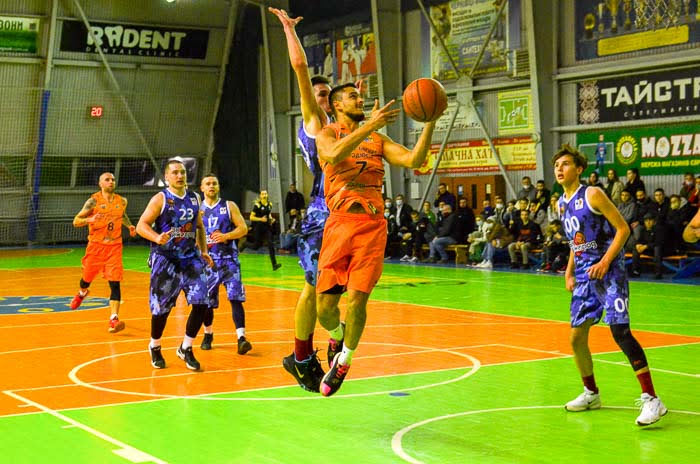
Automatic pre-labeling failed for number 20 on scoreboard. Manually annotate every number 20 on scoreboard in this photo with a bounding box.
[88,105,104,119]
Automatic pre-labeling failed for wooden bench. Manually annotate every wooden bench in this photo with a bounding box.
[421,244,469,264]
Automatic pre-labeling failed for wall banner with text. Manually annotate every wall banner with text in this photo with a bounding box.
[0,16,40,53]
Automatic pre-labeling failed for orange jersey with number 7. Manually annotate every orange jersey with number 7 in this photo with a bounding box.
[321,122,385,215]
[87,192,125,245]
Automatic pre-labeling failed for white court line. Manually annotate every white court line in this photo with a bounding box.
[2,390,166,464]
[593,358,700,378]
[493,343,565,355]
[391,405,700,464]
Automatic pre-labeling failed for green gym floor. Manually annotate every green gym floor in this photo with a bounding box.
[0,246,698,463]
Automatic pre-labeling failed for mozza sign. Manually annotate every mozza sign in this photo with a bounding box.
[60,20,209,59]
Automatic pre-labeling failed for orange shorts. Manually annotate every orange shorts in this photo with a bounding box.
[81,241,124,282]
[316,212,387,294]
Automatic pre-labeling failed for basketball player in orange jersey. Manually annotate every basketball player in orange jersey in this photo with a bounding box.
[315,84,440,396]
[71,172,136,333]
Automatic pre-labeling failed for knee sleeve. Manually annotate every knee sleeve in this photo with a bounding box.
[79,279,91,289]
[203,306,214,327]
[151,312,170,340]
[108,281,121,301]
[186,304,207,338]
[610,324,648,371]
[231,300,245,329]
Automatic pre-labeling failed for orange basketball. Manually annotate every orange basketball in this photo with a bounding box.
[402,78,448,122]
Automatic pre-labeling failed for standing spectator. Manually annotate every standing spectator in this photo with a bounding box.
[666,195,691,254]
[539,219,569,272]
[393,194,413,229]
[631,213,665,279]
[507,209,541,269]
[617,190,638,251]
[651,188,670,225]
[679,172,696,200]
[534,180,551,212]
[625,168,645,195]
[433,182,456,209]
[605,169,624,205]
[284,183,305,221]
[249,189,281,271]
[420,200,436,225]
[455,197,476,243]
[587,171,604,189]
[384,197,394,216]
[427,203,459,263]
[517,176,537,201]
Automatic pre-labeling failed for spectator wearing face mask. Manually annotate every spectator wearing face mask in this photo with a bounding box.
[467,215,492,264]
[384,206,399,259]
[491,198,507,224]
[517,176,537,202]
[393,194,413,230]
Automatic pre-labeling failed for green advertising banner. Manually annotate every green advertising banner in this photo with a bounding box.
[498,89,533,136]
[0,16,40,53]
[577,124,700,176]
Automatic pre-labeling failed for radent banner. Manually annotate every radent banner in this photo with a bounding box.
[577,125,700,175]
[577,68,700,124]
[414,136,536,175]
[60,20,209,59]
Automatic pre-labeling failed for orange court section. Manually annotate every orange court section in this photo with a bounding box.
[1,268,697,416]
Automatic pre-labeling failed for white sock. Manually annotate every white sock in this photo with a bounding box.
[149,338,161,349]
[204,325,213,334]
[79,289,88,296]
[182,335,194,349]
[329,323,344,341]
[110,314,118,320]
[236,327,245,339]
[338,344,355,366]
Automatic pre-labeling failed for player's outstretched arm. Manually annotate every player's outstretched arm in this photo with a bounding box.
[381,120,437,168]
[136,193,169,245]
[683,208,700,243]
[317,99,400,166]
[73,197,97,228]
[268,8,324,134]
[586,187,630,280]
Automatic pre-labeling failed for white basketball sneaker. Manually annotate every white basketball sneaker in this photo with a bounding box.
[565,387,601,412]
[635,393,668,426]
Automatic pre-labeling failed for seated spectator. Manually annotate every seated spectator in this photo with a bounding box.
[507,209,542,269]
[680,172,696,200]
[651,188,670,224]
[632,188,653,241]
[545,195,560,228]
[393,194,413,230]
[508,198,530,232]
[528,201,546,233]
[491,197,507,224]
[605,169,624,205]
[413,210,437,261]
[399,210,420,262]
[473,218,513,269]
[687,175,700,211]
[455,197,476,243]
[618,189,638,252]
[539,219,568,272]
[481,199,494,219]
[420,200,436,225]
[631,213,666,280]
[427,203,459,263]
[534,180,550,212]
[279,208,302,253]
[467,215,492,264]
[502,200,517,226]
[586,171,604,189]
[625,167,645,195]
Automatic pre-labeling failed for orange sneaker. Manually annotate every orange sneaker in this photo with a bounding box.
[108,317,125,333]
[70,290,89,310]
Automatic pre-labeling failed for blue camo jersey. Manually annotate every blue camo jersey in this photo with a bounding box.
[297,117,330,285]
[298,117,330,235]
[201,199,239,260]
[559,184,629,327]
[151,189,201,259]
